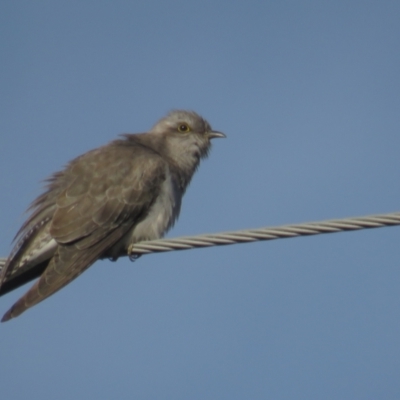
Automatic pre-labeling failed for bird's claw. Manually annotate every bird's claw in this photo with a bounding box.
[128,244,141,262]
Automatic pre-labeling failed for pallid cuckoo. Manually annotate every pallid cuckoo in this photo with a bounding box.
[0,110,225,322]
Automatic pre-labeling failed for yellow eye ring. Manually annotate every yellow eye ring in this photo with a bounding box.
[178,123,191,133]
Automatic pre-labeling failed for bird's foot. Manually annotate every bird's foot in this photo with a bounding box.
[127,244,141,262]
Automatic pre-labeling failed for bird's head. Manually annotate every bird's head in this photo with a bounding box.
[150,110,225,167]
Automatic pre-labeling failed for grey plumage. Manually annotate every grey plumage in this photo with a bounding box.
[0,110,225,322]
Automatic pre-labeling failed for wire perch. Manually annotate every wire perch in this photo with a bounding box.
[126,211,400,256]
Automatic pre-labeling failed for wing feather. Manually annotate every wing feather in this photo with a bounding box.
[0,139,167,312]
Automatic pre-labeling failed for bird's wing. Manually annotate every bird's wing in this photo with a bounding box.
[1,143,167,320]
[1,228,128,321]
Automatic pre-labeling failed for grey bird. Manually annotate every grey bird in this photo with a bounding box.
[0,110,225,322]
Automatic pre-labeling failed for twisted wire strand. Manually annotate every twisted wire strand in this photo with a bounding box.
[127,211,400,256]
[1,212,399,267]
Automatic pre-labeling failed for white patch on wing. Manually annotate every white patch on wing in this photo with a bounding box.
[19,238,57,269]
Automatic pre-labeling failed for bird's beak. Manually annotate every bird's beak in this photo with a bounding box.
[207,130,226,139]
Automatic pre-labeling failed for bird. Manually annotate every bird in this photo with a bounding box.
[0,110,225,322]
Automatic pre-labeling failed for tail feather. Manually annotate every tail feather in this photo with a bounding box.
[1,225,130,322]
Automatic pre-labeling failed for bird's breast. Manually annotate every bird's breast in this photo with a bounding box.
[129,170,182,243]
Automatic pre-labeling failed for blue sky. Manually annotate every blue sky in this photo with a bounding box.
[1,1,400,399]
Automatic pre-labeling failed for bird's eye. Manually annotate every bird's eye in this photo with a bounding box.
[178,123,190,133]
